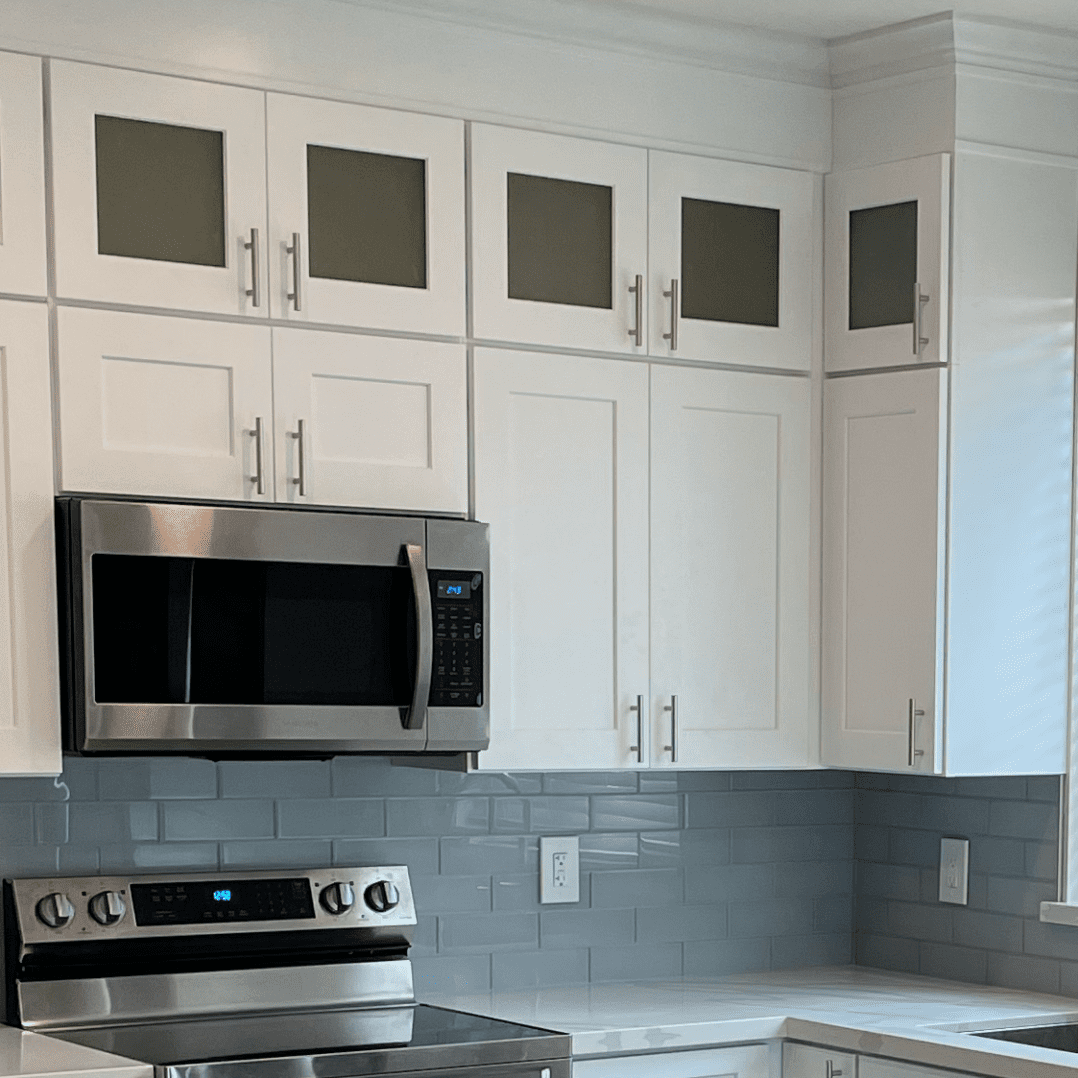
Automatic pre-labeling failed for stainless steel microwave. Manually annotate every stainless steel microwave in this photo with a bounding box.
[56,498,489,756]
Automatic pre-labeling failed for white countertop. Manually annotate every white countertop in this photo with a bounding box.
[423,965,1078,1077]
[0,1026,150,1078]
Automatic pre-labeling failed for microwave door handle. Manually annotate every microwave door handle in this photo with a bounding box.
[403,543,433,730]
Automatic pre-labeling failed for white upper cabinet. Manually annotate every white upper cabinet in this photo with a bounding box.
[651,365,812,768]
[0,302,61,776]
[56,308,273,502]
[822,367,946,773]
[474,348,650,770]
[265,95,465,335]
[648,152,814,370]
[470,125,648,354]
[0,53,47,297]
[825,154,950,372]
[50,62,268,316]
[271,329,467,514]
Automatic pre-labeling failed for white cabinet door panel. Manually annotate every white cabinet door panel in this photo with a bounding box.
[474,348,649,770]
[651,366,812,768]
[0,302,60,775]
[859,1059,959,1078]
[783,1042,856,1078]
[0,53,47,297]
[266,94,465,335]
[574,1044,770,1078]
[50,61,268,316]
[272,329,467,513]
[822,368,947,772]
[649,151,814,370]
[825,154,950,372]
[57,309,272,502]
[471,125,648,355]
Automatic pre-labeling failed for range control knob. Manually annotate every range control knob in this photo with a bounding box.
[364,880,400,913]
[88,891,127,926]
[35,893,75,929]
[320,881,355,915]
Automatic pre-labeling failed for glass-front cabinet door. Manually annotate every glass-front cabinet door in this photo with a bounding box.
[265,95,465,335]
[50,62,268,316]
[648,152,814,370]
[0,52,47,297]
[470,125,648,353]
[825,154,950,371]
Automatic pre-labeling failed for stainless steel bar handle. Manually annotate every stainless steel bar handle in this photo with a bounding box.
[628,695,643,763]
[628,274,643,346]
[825,1062,843,1078]
[663,695,678,763]
[245,228,261,308]
[662,279,679,352]
[249,417,265,495]
[287,232,303,312]
[908,698,926,766]
[290,418,307,497]
[403,543,433,731]
[913,282,929,355]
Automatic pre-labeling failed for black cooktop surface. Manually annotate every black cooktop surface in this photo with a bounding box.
[48,1003,569,1077]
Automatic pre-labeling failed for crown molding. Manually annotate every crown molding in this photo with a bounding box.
[337,0,832,88]
[953,16,1078,84]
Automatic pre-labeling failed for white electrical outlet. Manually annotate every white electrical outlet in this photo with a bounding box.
[540,835,579,904]
[939,836,969,905]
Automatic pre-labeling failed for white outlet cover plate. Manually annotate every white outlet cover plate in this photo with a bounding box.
[540,835,580,904]
[939,836,970,905]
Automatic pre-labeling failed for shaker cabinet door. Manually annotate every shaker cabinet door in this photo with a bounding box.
[266,94,465,335]
[271,328,467,514]
[474,348,650,770]
[0,302,61,776]
[0,52,47,297]
[56,308,273,502]
[650,365,812,768]
[471,125,648,354]
[648,151,814,370]
[50,61,268,316]
[822,367,946,772]
[825,154,950,372]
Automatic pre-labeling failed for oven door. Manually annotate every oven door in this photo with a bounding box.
[60,499,438,753]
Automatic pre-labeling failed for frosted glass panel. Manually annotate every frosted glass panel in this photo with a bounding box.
[681,198,780,327]
[849,200,917,330]
[306,145,427,289]
[507,172,612,309]
[95,115,225,267]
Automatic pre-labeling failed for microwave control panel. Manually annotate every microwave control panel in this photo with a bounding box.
[429,571,483,707]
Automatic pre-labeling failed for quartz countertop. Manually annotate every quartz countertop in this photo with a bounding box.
[423,965,1078,1077]
[0,1026,150,1078]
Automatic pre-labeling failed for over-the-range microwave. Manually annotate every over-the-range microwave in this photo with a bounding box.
[56,498,489,756]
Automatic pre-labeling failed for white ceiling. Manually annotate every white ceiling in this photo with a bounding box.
[585,0,1078,40]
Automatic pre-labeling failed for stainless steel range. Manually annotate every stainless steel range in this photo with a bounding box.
[3,867,569,1078]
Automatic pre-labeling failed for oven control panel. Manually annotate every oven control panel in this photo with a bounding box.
[429,570,483,708]
[7,865,415,944]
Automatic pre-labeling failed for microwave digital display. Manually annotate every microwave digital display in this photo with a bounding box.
[437,580,471,600]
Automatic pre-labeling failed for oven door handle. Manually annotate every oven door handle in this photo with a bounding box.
[403,543,433,730]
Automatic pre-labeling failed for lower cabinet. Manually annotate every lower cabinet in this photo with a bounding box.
[0,301,62,776]
[474,347,812,770]
[55,308,467,513]
[858,1057,974,1078]
[574,1044,771,1078]
[783,1043,855,1078]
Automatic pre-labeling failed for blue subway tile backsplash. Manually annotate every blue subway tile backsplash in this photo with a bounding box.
[1,759,1070,995]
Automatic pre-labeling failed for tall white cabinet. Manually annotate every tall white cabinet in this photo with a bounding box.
[0,302,61,776]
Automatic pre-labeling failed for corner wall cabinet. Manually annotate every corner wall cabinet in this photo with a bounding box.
[0,301,61,776]
[56,310,467,513]
[574,1043,770,1078]
[475,349,812,771]
[648,151,813,370]
[821,150,1077,775]
[265,94,465,335]
[824,154,950,372]
[50,61,269,316]
[0,52,47,297]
